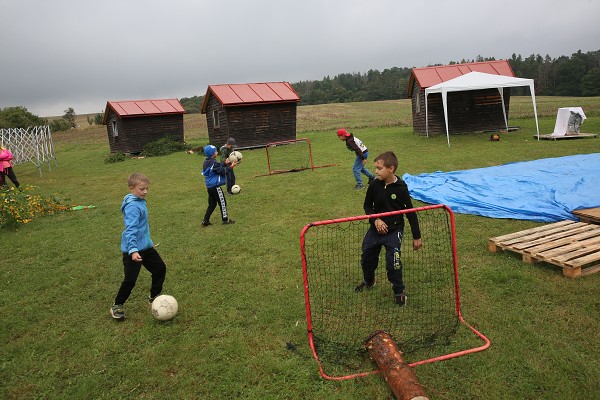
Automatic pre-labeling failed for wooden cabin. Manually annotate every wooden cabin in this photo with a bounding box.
[103,99,186,153]
[407,60,515,136]
[201,82,300,148]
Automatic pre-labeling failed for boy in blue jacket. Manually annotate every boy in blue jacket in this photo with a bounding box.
[201,145,237,226]
[110,173,167,320]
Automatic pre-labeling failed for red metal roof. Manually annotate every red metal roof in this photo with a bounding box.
[103,99,186,124]
[407,60,515,96]
[201,82,300,113]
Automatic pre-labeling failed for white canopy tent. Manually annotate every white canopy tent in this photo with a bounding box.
[424,71,540,146]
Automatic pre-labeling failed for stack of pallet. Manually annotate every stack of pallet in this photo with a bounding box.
[488,220,600,277]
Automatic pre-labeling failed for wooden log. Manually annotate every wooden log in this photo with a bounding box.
[364,331,429,400]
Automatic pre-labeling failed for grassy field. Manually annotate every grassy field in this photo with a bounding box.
[2,97,600,399]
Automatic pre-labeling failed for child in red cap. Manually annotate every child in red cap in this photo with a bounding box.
[336,128,375,189]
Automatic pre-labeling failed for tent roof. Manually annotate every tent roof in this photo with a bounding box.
[424,71,539,146]
[425,71,534,94]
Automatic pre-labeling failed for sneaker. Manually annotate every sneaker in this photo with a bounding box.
[368,176,375,184]
[222,219,235,225]
[201,221,212,227]
[394,292,407,306]
[355,280,375,292]
[148,294,160,304]
[110,304,125,320]
[354,184,365,190]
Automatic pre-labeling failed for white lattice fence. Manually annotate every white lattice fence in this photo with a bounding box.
[0,126,57,176]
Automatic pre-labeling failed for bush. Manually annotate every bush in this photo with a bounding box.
[140,136,191,157]
[0,186,70,229]
[49,118,71,132]
[0,106,47,129]
[104,152,126,164]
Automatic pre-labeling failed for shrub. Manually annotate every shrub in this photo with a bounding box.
[49,118,71,132]
[0,186,70,229]
[140,136,191,157]
[104,152,126,164]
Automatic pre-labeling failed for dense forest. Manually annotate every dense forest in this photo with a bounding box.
[180,49,600,113]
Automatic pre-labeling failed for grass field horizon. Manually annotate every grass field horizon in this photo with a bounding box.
[2,97,600,399]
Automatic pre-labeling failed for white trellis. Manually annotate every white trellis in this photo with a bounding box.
[0,126,57,176]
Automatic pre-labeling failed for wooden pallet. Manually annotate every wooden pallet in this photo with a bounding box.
[535,133,597,140]
[572,207,600,225]
[488,220,600,277]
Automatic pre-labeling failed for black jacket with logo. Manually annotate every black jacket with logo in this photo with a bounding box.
[363,176,421,239]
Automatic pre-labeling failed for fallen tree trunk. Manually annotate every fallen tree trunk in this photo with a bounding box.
[364,330,429,400]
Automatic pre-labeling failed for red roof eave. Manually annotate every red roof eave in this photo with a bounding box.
[201,82,300,113]
[407,60,515,96]
[102,99,186,125]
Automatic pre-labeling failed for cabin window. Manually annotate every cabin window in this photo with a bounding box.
[111,120,119,137]
[212,110,220,128]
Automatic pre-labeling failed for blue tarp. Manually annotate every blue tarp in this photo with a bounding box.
[402,153,600,223]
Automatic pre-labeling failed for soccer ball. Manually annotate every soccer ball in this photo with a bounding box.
[231,184,241,194]
[229,150,243,163]
[151,294,178,321]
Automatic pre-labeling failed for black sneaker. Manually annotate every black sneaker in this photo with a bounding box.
[354,280,375,292]
[149,294,160,304]
[354,184,365,190]
[222,219,235,225]
[394,292,407,306]
[110,304,125,320]
[368,176,375,184]
[201,221,212,227]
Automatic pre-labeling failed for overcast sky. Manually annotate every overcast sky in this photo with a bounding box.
[1,0,599,117]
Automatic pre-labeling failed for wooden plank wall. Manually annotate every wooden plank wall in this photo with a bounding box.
[105,109,184,153]
[208,102,297,148]
[411,84,511,136]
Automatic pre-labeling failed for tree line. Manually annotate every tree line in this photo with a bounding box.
[2,49,598,129]
[178,49,599,112]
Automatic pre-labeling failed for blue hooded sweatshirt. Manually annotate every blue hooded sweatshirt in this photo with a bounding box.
[120,193,153,254]
[202,157,229,189]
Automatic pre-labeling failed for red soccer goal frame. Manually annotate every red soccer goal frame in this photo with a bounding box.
[299,204,490,380]
[256,138,336,177]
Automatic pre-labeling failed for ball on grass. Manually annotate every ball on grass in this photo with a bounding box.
[231,184,241,194]
[151,294,178,321]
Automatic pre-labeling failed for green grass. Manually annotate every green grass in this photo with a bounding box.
[2,97,600,399]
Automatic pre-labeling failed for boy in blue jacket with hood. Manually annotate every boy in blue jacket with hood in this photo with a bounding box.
[201,145,237,226]
[110,173,167,320]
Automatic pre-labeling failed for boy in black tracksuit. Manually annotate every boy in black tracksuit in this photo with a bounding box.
[201,145,237,226]
[355,151,422,305]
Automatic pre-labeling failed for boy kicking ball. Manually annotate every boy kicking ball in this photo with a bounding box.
[356,151,422,305]
[110,173,167,320]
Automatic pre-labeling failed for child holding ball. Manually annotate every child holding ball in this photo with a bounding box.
[201,145,237,226]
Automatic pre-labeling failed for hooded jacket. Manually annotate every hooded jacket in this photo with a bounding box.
[120,193,153,254]
[0,148,14,172]
[364,176,421,239]
[202,157,229,189]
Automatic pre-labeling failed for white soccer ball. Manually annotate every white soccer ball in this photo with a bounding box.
[231,184,241,194]
[229,150,243,163]
[151,294,178,321]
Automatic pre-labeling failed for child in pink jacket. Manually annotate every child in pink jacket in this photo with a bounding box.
[0,146,20,189]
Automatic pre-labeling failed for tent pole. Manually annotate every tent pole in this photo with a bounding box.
[425,92,429,138]
[530,83,540,140]
[498,88,508,132]
[443,91,450,147]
